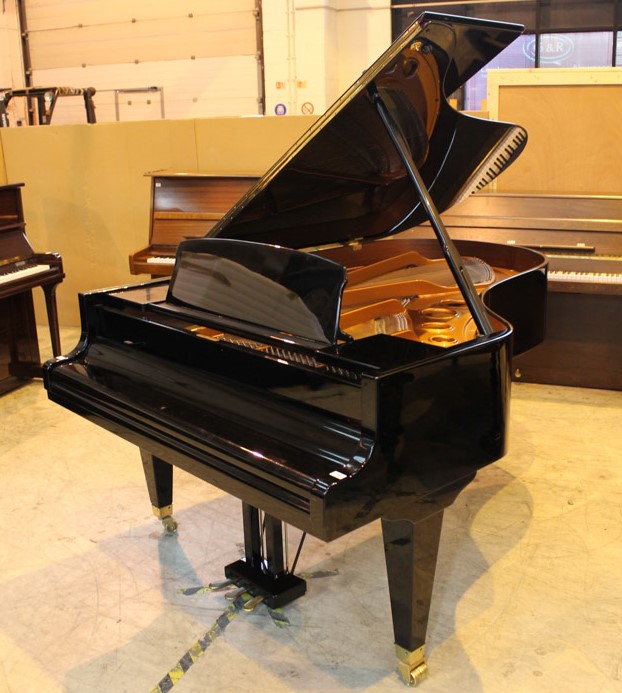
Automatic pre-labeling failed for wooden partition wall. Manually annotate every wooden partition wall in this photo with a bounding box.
[487,67,622,195]
[0,116,317,326]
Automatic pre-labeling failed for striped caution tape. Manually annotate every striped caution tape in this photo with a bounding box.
[151,571,336,690]
[267,607,290,628]
[150,593,249,693]
[299,569,340,579]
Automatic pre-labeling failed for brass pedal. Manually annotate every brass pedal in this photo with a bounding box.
[224,587,248,601]
[243,595,264,612]
[207,578,234,591]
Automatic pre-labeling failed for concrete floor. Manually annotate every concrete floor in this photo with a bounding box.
[1,328,621,693]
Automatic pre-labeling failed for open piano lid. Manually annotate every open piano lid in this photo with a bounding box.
[166,12,527,348]
[206,12,527,249]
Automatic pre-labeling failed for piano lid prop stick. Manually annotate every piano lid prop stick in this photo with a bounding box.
[368,83,494,337]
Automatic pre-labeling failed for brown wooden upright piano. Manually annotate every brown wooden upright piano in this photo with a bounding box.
[0,182,64,395]
[129,171,259,277]
[416,193,622,390]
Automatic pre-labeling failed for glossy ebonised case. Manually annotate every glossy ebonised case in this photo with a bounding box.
[44,11,546,685]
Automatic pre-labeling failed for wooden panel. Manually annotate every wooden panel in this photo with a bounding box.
[0,116,314,325]
[150,219,219,244]
[487,68,622,195]
[513,291,622,390]
[0,138,6,186]
[0,292,41,395]
[146,173,259,248]
[153,177,256,214]
[498,84,622,194]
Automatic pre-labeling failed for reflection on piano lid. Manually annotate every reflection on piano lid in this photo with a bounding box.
[44,13,547,685]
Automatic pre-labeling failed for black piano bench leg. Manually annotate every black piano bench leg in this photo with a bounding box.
[140,449,177,533]
[381,512,444,686]
[214,503,306,610]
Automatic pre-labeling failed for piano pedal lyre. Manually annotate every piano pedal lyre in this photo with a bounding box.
[152,504,177,534]
[396,644,428,687]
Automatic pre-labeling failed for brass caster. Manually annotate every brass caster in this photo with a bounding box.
[407,662,429,687]
[152,504,176,533]
[161,515,178,534]
[396,644,428,687]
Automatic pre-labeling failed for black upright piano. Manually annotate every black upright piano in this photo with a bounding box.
[44,13,547,686]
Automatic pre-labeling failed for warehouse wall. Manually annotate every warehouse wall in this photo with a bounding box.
[2,0,391,125]
[13,0,260,124]
[0,2,22,90]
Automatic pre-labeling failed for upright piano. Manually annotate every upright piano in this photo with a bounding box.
[0,182,64,395]
[129,171,259,276]
[44,13,547,685]
[415,193,622,390]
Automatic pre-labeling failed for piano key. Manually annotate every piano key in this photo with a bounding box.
[146,256,175,265]
[0,263,51,285]
[548,270,622,284]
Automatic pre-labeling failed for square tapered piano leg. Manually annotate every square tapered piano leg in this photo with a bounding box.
[382,512,444,686]
[140,449,177,533]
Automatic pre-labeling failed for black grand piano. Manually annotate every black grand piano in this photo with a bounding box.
[44,13,547,686]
